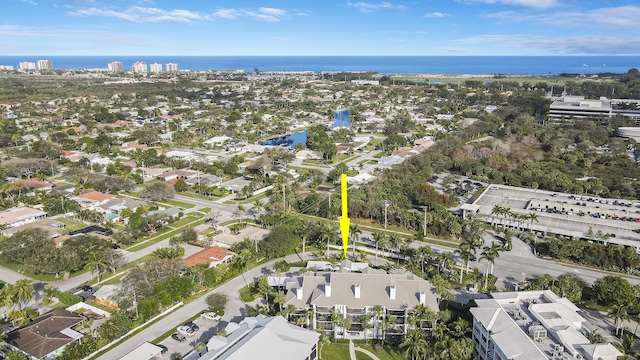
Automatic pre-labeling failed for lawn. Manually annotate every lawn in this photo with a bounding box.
[56,218,86,231]
[156,198,196,209]
[126,218,205,252]
[238,285,256,303]
[321,343,351,360]
[356,352,374,360]
[358,345,403,360]
[0,258,82,282]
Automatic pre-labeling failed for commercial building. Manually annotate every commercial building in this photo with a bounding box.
[549,96,613,119]
[130,61,147,73]
[108,61,123,72]
[471,290,621,360]
[283,261,438,340]
[37,59,53,70]
[166,62,179,72]
[549,96,640,124]
[198,315,319,360]
[149,63,163,73]
[19,61,36,70]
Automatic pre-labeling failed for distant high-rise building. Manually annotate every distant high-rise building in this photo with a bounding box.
[19,62,36,70]
[36,60,53,70]
[0,65,15,70]
[130,61,147,73]
[108,61,123,72]
[149,63,163,73]
[165,63,179,72]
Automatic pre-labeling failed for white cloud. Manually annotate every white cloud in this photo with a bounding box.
[69,6,203,23]
[517,36,640,54]
[246,8,290,22]
[487,5,640,30]
[434,47,475,53]
[453,32,640,54]
[69,6,292,23]
[424,12,449,18]
[19,0,37,5]
[346,2,407,13]
[457,0,560,9]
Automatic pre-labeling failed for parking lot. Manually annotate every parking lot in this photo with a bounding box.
[157,313,221,358]
[470,184,640,250]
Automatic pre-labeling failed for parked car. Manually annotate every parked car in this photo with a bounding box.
[201,312,221,321]
[158,344,168,355]
[185,321,199,331]
[177,325,196,336]
[171,333,186,342]
[81,285,95,293]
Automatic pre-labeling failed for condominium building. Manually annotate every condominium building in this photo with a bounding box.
[37,59,53,70]
[19,61,36,70]
[198,315,319,360]
[471,290,621,360]
[130,61,147,73]
[149,63,163,73]
[108,61,123,72]
[283,260,438,340]
[166,62,178,72]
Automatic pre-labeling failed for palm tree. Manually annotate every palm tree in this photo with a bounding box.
[251,199,264,220]
[317,333,330,360]
[416,246,435,274]
[449,318,471,338]
[256,275,272,311]
[609,303,630,336]
[372,305,385,339]
[360,314,373,344]
[41,285,58,305]
[527,212,539,232]
[273,290,287,313]
[400,329,428,360]
[388,233,402,263]
[372,231,387,263]
[12,279,35,310]
[481,243,502,290]
[86,251,107,284]
[318,222,338,259]
[381,314,397,343]
[455,243,476,284]
[348,224,361,258]
[273,260,289,289]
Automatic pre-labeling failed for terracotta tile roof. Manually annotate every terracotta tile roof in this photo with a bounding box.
[75,191,115,201]
[185,246,231,267]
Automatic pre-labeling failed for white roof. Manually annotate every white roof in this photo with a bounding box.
[119,342,162,360]
[201,315,319,360]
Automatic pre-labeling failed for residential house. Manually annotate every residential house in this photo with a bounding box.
[5,308,85,360]
[471,290,622,360]
[119,141,149,153]
[73,191,115,209]
[97,198,146,223]
[157,169,198,182]
[184,246,234,268]
[197,315,319,360]
[94,284,119,309]
[1,219,65,239]
[185,174,222,187]
[0,206,47,228]
[283,261,438,340]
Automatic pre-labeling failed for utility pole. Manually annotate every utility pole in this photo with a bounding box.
[282,183,286,211]
[383,200,390,229]
[420,205,429,236]
[133,290,139,319]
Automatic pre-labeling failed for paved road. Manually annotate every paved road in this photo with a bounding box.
[97,252,314,360]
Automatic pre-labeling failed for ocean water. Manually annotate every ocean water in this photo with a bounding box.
[1,56,639,75]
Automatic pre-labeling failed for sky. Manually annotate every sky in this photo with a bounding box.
[1,0,640,56]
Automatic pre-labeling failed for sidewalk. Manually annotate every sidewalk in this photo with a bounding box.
[349,340,382,360]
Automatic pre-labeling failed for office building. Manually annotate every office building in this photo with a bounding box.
[198,315,319,360]
[471,290,621,360]
[283,260,438,340]
[130,61,147,73]
[37,59,53,70]
[166,62,178,72]
[19,61,36,70]
[108,61,123,72]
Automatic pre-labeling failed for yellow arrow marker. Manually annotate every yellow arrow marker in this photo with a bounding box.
[339,173,350,258]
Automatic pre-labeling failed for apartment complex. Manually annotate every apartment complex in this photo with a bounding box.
[471,290,621,360]
[166,62,179,72]
[130,61,147,73]
[198,315,319,360]
[150,63,163,73]
[283,261,438,340]
[37,59,53,70]
[108,61,123,72]
[19,61,36,70]
[549,96,640,124]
